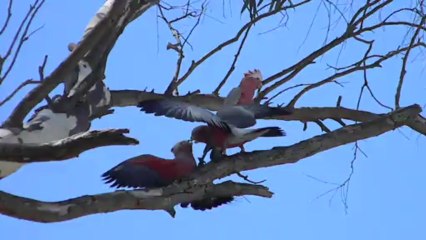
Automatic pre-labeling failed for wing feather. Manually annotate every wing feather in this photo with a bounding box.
[138,99,230,130]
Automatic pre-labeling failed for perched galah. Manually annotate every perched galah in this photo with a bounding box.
[102,140,196,188]
[191,125,285,164]
[226,69,263,105]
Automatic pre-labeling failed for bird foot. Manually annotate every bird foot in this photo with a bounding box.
[197,158,206,167]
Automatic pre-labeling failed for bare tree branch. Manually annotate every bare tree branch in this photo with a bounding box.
[213,26,252,95]
[257,0,408,100]
[0,181,272,223]
[0,0,45,83]
[164,0,311,95]
[0,129,139,162]
[0,79,40,107]
[109,90,426,136]
[395,16,426,109]
[287,42,426,107]
[1,0,158,129]
[0,0,13,35]
[190,104,421,183]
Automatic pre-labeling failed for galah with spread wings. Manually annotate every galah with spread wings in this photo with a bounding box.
[138,69,289,130]
[191,125,286,164]
[102,140,196,188]
[102,140,234,211]
[137,95,291,131]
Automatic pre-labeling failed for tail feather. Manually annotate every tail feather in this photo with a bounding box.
[180,196,234,211]
[255,126,286,137]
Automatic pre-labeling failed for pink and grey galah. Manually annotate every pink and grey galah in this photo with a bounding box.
[102,140,234,210]
[191,125,285,163]
[138,69,290,163]
[138,70,291,130]
[102,140,196,188]
[226,69,263,105]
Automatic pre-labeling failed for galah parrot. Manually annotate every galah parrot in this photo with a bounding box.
[138,69,291,130]
[102,140,234,211]
[102,140,196,188]
[137,95,291,130]
[227,69,263,105]
[191,125,285,164]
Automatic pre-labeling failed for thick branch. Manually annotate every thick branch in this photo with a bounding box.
[109,90,426,136]
[191,104,421,183]
[0,181,271,223]
[0,129,139,162]
[1,1,126,127]
[1,0,158,128]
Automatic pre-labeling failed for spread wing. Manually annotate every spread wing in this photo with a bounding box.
[138,99,230,131]
[102,155,170,189]
[217,105,256,128]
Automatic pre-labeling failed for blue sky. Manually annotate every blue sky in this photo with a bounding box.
[1,1,426,239]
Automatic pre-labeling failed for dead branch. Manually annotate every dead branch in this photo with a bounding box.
[0,79,40,107]
[109,90,426,136]
[395,16,426,109]
[0,129,139,162]
[258,0,414,100]
[0,0,13,35]
[213,26,252,96]
[190,104,420,183]
[0,181,272,223]
[287,42,426,108]
[0,0,45,83]
[165,0,311,94]
[1,0,158,129]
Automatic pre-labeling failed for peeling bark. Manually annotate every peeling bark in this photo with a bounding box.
[0,129,139,162]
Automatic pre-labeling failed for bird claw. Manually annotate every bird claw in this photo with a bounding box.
[197,158,206,167]
[210,149,226,162]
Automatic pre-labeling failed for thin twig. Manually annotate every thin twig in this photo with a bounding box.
[0,0,45,83]
[213,26,252,95]
[286,42,426,108]
[172,0,311,94]
[0,79,41,106]
[0,0,13,35]
[395,16,426,109]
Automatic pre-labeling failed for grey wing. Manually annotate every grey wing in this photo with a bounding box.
[139,99,229,130]
[217,105,256,128]
[223,87,241,106]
